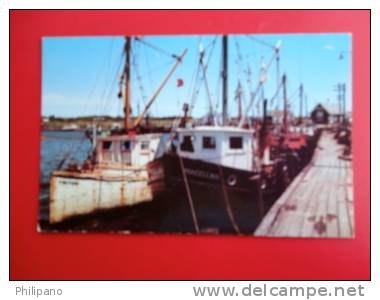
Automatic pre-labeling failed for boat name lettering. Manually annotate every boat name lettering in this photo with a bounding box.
[58,179,79,186]
[184,168,219,180]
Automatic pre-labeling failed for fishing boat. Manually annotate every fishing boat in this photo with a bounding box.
[147,36,294,234]
[48,37,187,223]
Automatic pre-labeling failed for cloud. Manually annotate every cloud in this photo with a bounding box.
[323,44,335,51]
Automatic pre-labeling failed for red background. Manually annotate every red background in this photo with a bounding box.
[10,10,370,280]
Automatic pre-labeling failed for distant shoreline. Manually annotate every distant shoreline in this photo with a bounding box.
[41,116,181,131]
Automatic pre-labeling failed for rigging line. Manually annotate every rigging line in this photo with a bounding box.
[189,43,214,116]
[205,36,218,67]
[200,52,218,126]
[97,38,116,112]
[94,41,119,118]
[58,38,118,168]
[134,36,180,60]
[269,80,284,107]
[98,44,125,118]
[256,84,266,115]
[239,49,278,127]
[241,91,253,129]
[186,36,202,107]
[203,35,218,52]
[133,61,146,115]
[287,87,300,106]
[246,34,276,50]
[177,154,200,234]
[80,37,117,119]
[239,81,263,127]
[189,63,201,112]
[188,36,219,117]
[189,48,202,111]
[218,165,241,234]
[132,59,174,81]
[142,42,156,114]
[214,56,222,113]
[204,38,219,112]
[132,41,148,107]
[233,37,255,115]
[233,38,247,80]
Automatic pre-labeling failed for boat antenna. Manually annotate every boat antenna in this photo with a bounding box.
[222,35,228,126]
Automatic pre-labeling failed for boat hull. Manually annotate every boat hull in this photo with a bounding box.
[49,169,152,223]
[147,154,267,234]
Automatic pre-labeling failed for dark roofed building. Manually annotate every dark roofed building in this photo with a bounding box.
[311,102,343,125]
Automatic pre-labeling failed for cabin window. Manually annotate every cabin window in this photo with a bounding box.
[121,140,131,151]
[141,141,150,150]
[180,135,194,152]
[229,137,243,149]
[202,136,216,149]
[102,141,112,150]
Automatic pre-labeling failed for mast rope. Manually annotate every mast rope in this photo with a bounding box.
[287,86,301,106]
[178,155,200,234]
[79,38,117,118]
[234,38,253,94]
[213,56,222,114]
[218,165,241,234]
[239,43,279,127]
[135,37,181,60]
[189,36,219,118]
[246,34,276,50]
[132,42,148,111]
[56,38,119,169]
[99,47,125,117]
[200,51,218,125]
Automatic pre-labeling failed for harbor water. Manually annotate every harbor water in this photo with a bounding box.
[40,131,92,223]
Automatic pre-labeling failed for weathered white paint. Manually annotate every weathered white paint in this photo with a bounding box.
[49,169,152,223]
[175,126,259,172]
[49,133,161,223]
[96,133,161,166]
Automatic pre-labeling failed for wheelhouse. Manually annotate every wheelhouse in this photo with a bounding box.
[96,133,161,166]
[173,126,259,172]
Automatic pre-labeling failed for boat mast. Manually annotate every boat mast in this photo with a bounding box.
[299,83,303,124]
[222,35,228,126]
[124,36,132,132]
[235,82,242,121]
[282,74,288,132]
[276,47,280,111]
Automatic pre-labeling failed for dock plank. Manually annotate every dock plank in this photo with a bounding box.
[255,132,354,238]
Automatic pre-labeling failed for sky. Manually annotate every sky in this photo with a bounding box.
[42,33,351,119]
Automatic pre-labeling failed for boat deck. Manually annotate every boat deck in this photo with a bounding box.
[255,131,354,238]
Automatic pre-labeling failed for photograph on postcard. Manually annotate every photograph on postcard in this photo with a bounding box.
[39,34,353,237]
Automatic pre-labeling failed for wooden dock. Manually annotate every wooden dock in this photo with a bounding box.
[255,131,354,238]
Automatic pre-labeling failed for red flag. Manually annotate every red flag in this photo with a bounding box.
[176,78,184,87]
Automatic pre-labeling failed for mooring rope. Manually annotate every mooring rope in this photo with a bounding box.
[178,155,200,234]
[218,165,241,234]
